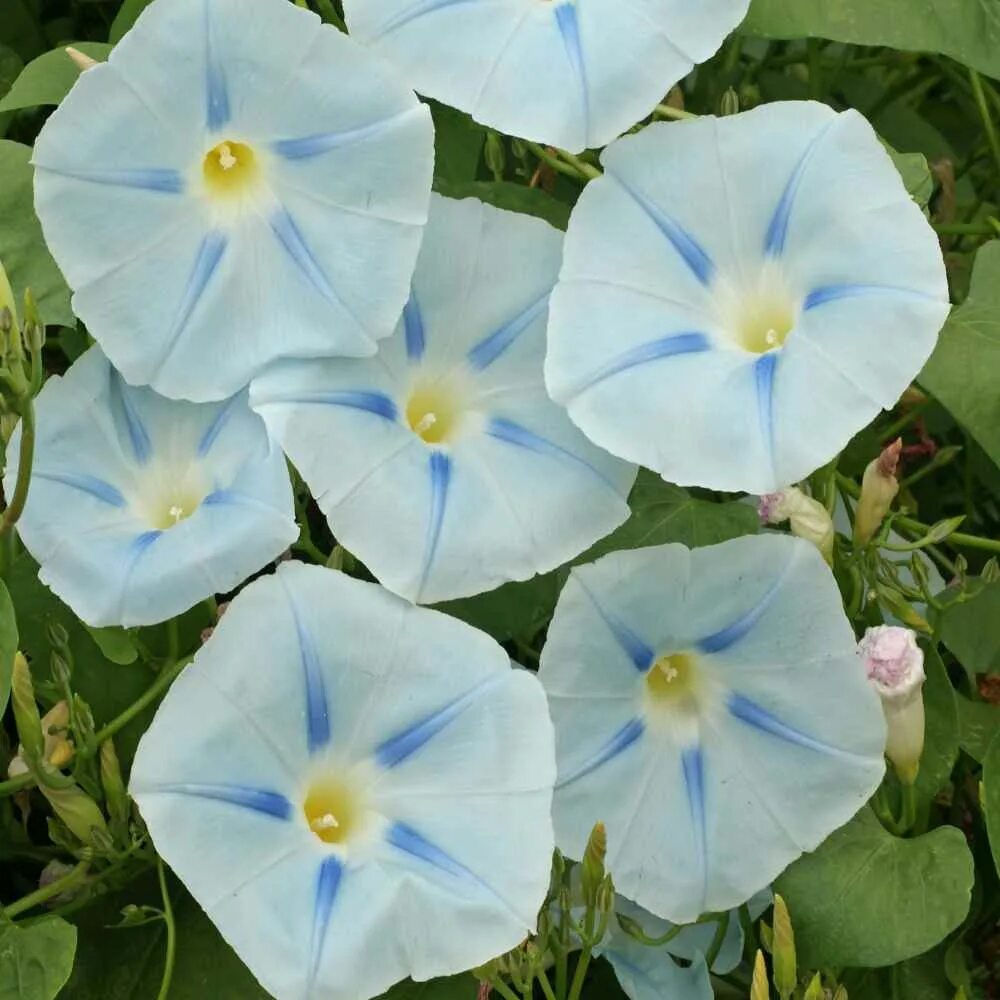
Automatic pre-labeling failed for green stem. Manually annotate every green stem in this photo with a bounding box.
[879,399,931,443]
[0,771,33,797]
[970,69,1000,190]
[566,947,593,1000]
[556,149,601,180]
[2,860,89,919]
[0,397,35,535]
[156,857,177,1000]
[293,537,327,564]
[524,142,593,183]
[537,968,558,1000]
[488,977,522,1000]
[166,618,180,663]
[704,912,731,970]
[654,103,698,121]
[933,221,999,236]
[896,781,918,834]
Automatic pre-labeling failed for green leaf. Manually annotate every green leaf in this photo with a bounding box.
[0,577,17,717]
[955,691,1000,761]
[441,472,757,641]
[109,0,153,44]
[83,626,139,666]
[430,101,486,184]
[885,144,934,209]
[0,918,77,1000]
[0,140,73,327]
[922,242,1000,471]
[847,946,954,1000]
[742,0,1000,79]
[936,580,1000,676]
[376,976,478,999]
[775,807,974,968]
[0,44,24,138]
[0,43,111,113]
[982,729,1000,880]
[913,646,959,807]
[434,177,572,231]
[0,0,47,62]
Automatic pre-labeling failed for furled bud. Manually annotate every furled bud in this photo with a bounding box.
[10,652,44,763]
[758,487,834,564]
[751,950,770,1000]
[859,625,925,784]
[772,894,797,1000]
[855,439,902,544]
[803,973,824,1000]
[100,738,129,828]
[65,46,99,72]
[581,821,607,909]
[0,259,16,330]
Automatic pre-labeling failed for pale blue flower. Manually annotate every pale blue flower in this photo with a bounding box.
[538,533,886,925]
[130,562,556,1000]
[6,348,296,627]
[344,0,749,153]
[33,0,433,402]
[546,102,951,493]
[251,195,635,604]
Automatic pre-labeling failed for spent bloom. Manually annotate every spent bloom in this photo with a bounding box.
[252,194,635,604]
[546,101,950,494]
[538,533,886,924]
[130,563,555,1000]
[343,0,749,153]
[33,0,433,401]
[7,347,296,627]
[758,487,834,564]
[859,625,926,784]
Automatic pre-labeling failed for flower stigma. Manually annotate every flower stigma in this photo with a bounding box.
[405,378,467,445]
[303,775,363,847]
[202,140,260,198]
[645,651,698,705]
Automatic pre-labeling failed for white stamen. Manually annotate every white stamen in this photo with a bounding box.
[311,813,340,832]
[765,328,780,346]
[217,143,237,171]
[413,412,438,436]
[168,505,185,523]
[661,665,679,682]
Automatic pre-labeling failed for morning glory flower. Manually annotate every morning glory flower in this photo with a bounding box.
[33,0,433,402]
[130,562,556,1000]
[5,347,296,627]
[546,101,951,493]
[538,533,886,925]
[251,194,635,604]
[343,0,749,153]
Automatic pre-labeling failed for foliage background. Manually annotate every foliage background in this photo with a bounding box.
[3,0,1000,998]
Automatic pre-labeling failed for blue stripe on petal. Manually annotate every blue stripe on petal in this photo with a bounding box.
[375,676,499,770]
[109,373,152,465]
[38,166,184,193]
[376,0,480,36]
[803,283,939,311]
[33,472,126,507]
[753,352,777,477]
[159,231,228,372]
[573,332,711,396]
[273,112,414,160]
[418,451,451,598]
[269,208,341,308]
[403,292,426,361]
[198,394,241,457]
[204,0,230,130]
[681,746,708,908]
[387,822,479,882]
[764,122,833,256]
[554,2,590,140]
[467,293,549,371]
[486,417,622,494]
[283,589,331,754]
[728,693,859,759]
[308,856,343,989]
[557,717,645,788]
[150,783,292,819]
[613,179,714,285]
[254,389,398,420]
[696,576,783,655]
[578,583,655,670]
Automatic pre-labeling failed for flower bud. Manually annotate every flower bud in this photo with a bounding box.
[720,87,740,116]
[751,950,770,1000]
[581,821,607,908]
[855,438,902,544]
[45,784,110,847]
[10,652,44,764]
[758,487,834,564]
[803,973,824,1000]
[65,46,99,72]
[772,894,796,1000]
[100,739,129,828]
[859,625,925,784]
[0,260,16,331]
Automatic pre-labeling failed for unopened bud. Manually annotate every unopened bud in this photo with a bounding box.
[100,739,129,827]
[832,987,847,1000]
[65,46,99,72]
[803,973,824,1000]
[581,821,607,907]
[772,894,796,1000]
[0,259,16,330]
[48,739,74,769]
[855,439,902,544]
[38,860,81,905]
[759,487,834,564]
[22,289,43,354]
[485,131,506,181]
[46,621,70,650]
[720,87,740,116]
[859,625,925,784]
[751,950,770,1000]
[11,653,44,763]
[51,651,72,689]
[983,557,1000,584]
[44,783,110,846]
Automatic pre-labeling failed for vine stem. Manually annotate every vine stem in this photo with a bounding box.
[969,69,1000,190]
[487,977,521,1000]
[156,856,177,1000]
[523,142,599,182]
[0,397,35,535]
[1,859,89,919]
[565,946,593,1000]
[654,103,698,121]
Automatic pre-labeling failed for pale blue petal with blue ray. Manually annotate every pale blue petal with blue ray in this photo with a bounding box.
[344,0,749,152]
[539,533,886,924]
[131,563,555,1000]
[547,102,950,493]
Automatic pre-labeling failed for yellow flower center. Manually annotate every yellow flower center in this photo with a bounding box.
[202,140,259,198]
[405,379,466,445]
[142,482,207,531]
[303,776,362,846]
[735,292,796,354]
[645,652,698,704]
